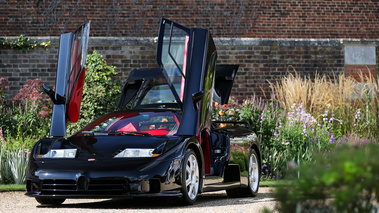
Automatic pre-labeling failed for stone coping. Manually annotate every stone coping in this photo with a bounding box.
[3,36,379,47]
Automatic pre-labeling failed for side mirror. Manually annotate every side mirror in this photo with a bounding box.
[42,84,65,104]
[192,90,206,110]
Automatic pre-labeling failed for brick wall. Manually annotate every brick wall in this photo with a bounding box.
[1,0,379,39]
[217,39,345,99]
[1,37,352,101]
[0,37,159,99]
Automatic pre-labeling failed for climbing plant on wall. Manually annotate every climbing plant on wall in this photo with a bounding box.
[0,35,50,50]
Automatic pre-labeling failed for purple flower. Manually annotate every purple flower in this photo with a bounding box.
[274,131,279,138]
[361,139,369,144]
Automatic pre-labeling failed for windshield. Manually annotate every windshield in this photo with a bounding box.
[80,112,180,136]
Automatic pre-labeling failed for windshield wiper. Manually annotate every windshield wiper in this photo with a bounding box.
[79,130,151,136]
[117,131,152,136]
[79,130,108,136]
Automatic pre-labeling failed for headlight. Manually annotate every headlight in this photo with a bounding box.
[114,148,157,158]
[40,149,77,158]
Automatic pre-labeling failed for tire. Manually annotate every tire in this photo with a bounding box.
[226,149,260,197]
[245,149,260,196]
[179,149,200,205]
[35,197,66,205]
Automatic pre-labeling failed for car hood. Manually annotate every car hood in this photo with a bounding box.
[49,135,182,158]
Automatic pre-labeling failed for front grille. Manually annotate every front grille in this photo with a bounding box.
[41,179,77,195]
[40,179,128,195]
[88,179,128,194]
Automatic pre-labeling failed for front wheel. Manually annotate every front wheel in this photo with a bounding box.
[180,149,200,205]
[35,197,66,205]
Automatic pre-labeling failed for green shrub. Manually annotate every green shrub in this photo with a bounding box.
[0,35,50,50]
[67,50,121,134]
[273,143,379,213]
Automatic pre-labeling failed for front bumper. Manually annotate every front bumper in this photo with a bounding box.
[26,158,183,198]
[25,176,182,198]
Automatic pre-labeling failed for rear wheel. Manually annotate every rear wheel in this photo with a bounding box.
[245,149,260,196]
[226,149,260,197]
[35,197,66,205]
[180,149,200,205]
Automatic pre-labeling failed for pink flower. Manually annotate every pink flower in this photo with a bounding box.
[0,78,10,96]
[13,78,44,102]
[39,110,49,118]
[0,127,7,148]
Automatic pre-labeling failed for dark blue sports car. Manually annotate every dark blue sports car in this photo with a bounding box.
[25,18,261,205]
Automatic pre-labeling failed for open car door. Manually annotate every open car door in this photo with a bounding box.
[157,18,217,136]
[117,19,190,110]
[156,19,190,108]
[44,22,90,137]
[117,18,217,136]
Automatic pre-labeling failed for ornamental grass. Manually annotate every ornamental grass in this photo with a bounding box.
[270,68,379,139]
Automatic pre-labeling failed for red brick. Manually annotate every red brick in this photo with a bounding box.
[345,65,376,82]
[0,0,379,39]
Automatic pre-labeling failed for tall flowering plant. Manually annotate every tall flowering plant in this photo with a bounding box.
[263,104,338,179]
[0,78,10,148]
[237,96,284,147]
[0,78,10,101]
[0,78,52,149]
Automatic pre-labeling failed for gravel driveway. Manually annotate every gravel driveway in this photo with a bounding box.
[0,187,276,213]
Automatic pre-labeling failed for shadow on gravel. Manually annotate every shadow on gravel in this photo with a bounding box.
[36,188,275,210]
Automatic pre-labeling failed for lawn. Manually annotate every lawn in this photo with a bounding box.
[0,184,25,192]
